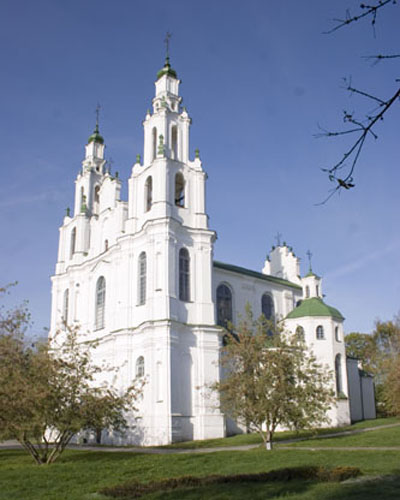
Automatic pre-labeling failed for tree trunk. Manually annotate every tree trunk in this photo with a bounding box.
[264,429,273,451]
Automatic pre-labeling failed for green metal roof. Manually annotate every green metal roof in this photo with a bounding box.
[304,270,320,279]
[213,261,302,290]
[88,124,104,145]
[156,56,178,80]
[286,297,344,321]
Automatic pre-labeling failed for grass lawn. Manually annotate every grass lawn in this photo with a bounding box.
[162,416,400,449]
[1,418,400,500]
[285,423,400,448]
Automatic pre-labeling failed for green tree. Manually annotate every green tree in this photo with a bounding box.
[213,306,335,450]
[0,287,143,465]
[345,332,377,373]
[346,319,400,416]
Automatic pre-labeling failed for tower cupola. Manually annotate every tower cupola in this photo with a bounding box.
[156,56,178,81]
[88,122,104,145]
[84,110,105,170]
[301,252,322,299]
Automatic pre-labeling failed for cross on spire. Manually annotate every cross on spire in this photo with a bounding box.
[275,232,282,246]
[306,249,313,272]
[164,31,172,60]
[95,103,101,131]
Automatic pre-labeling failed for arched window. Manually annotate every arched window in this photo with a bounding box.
[316,285,319,297]
[335,354,343,394]
[95,276,106,330]
[136,356,145,378]
[94,185,100,214]
[152,127,157,160]
[295,325,305,341]
[335,326,340,342]
[145,176,152,212]
[261,294,274,321]
[305,286,310,298]
[70,228,76,259]
[62,289,69,325]
[171,125,178,159]
[175,173,185,207]
[179,248,190,302]
[316,325,324,340]
[138,252,147,305]
[216,284,232,328]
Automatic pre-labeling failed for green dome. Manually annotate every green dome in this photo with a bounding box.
[156,56,178,80]
[286,297,344,321]
[88,124,104,145]
[305,270,320,279]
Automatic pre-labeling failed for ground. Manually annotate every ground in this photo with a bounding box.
[1,418,400,499]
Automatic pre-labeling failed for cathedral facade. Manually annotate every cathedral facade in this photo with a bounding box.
[50,57,374,445]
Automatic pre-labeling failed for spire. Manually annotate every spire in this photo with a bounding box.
[88,104,104,144]
[306,249,313,274]
[156,32,178,80]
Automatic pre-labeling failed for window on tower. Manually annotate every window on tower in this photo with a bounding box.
[136,356,145,378]
[171,125,178,160]
[305,286,310,298]
[335,354,343,394]
[316,325,324,340]
[62,289,69,326]
[70,228,76,259]
[216,284,233,328]
[175,173,185,207]
[295,325,305,341]
[138,252,147,305]
[94,185,100,214]
[179,248,190,302]
[152,127,157,161]
[145,176,153,212]
[95,276,106,330]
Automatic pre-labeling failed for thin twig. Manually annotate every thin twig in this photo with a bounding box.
[324,0,395,34]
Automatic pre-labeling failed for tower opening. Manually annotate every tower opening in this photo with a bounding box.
[145,176,153,212]
[152,127,157,161]
[70,228,76,259]
[94,185,100,215]
[171,125,178,160]
[175,172,185,207]
[179,248,190,302]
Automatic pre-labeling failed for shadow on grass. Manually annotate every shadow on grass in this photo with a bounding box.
[143,480,310,499]
[122,475,400,500]
[59,451,144,464]
[320,474,400,500]
[100,466,361,499]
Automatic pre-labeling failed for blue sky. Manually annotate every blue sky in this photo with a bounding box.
[1,0,399,335]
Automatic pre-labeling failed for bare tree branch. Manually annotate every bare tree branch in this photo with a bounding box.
[324,0,396,34]
[363,53,400,66]
[316,86,400,204]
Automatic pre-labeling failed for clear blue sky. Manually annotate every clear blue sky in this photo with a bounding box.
[0,0,399,335]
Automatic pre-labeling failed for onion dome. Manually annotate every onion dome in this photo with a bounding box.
[156,56,178,80]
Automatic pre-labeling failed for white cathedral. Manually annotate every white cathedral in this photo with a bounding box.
[50,56,375,446]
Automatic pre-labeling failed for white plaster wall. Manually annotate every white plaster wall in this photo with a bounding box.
[212,267,302,324]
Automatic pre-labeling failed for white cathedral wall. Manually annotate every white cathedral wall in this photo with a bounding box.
[212,268,302,324]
